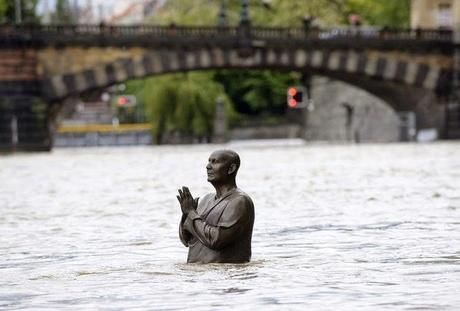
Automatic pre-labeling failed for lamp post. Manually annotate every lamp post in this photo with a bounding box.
[239,0,250,26]
[218,0,227,27]
[445,22,460,139]
[453,23,460,103]
[237,0,252,57]
[14,0,22,24]
[452,23,460,136]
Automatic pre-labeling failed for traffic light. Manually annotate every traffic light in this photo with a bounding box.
[287,86,306,108]
[114,95,136,107]
[117,96,128,107]
[113,95,137,123]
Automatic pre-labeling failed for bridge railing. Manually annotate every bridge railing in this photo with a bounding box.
[0,24,238,39]
[250,26,453,41]
[0,24,453,44]
[42,24,239,37]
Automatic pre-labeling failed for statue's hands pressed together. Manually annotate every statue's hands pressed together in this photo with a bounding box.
[177,186,198,215]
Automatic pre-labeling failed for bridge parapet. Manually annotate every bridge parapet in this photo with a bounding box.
[0,24,453,52]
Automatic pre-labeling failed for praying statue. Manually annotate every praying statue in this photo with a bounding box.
[178,150,255,263]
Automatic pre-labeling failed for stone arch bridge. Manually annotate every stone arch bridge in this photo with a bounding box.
[0,24,456,150]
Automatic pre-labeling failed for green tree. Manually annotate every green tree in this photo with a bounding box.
[149,0,391,27]
[0,0,40,24]
[214,70,300,116]
[52,0,74,23]
[0,0,7,21]
[246,0,411,27]
[149,0,222,25]
[142,72,237,144]
[346,0,411,28]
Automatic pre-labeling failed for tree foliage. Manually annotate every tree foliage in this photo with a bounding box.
[138,72,237,143]
[0,0,7,21]
[150,0,221,25]
[251,0,410,27]
[52,0,75,24]
[214,70,300,116]
[0,0,40,24]
[345,0,411,27]
[149,0,410,28]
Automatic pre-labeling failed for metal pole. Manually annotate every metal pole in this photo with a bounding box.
[218,0,227,27]
[213,97,227,143]
[14,0,22,24]
[450,23,460,138]
[11,115,18,151]
[98,4,104,24]
[453,24,460,101]
[240,0,250,25]
[73,0,80,24]
[43,0,50,24]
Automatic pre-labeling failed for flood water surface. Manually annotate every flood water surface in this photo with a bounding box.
[1,141,460,310]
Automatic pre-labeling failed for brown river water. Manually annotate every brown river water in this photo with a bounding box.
[1,140,460,310]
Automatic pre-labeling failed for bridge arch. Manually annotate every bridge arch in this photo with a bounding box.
[43,47,449,112]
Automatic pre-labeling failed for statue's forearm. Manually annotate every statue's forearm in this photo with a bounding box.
[179,214,193,246]
[184,210,242,250]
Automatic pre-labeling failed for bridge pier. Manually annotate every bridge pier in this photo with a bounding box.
[212,97,228,144]
[0,96,52,152]
[411,90,446,138]
[445,24,460,139]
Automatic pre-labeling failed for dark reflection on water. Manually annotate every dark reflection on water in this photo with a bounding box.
[221,287,251,294]
[1,141,460,310]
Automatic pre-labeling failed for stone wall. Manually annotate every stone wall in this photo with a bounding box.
[230,124,301,140]
[305,77,401,143]
[54,131,151,147]
[0,49,37,81]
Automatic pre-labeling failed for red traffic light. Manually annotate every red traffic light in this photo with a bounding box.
[288,98,298,108]
[287,86,305,108]
[288,87,297,97]
[117,96,128,107]
[115,95,136,108]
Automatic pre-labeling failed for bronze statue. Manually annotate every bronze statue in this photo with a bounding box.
[178,149,255,263]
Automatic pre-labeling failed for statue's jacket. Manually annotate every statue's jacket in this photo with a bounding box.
[179,188,255,263]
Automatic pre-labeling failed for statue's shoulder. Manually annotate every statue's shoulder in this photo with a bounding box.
[230,189,254,208]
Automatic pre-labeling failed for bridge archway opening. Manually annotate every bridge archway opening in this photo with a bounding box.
[52,66,411,144]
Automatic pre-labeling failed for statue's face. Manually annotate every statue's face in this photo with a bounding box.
[206,151,232,183]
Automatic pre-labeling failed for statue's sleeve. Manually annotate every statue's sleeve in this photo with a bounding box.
[183,196,253,250]
[179,213,193,247]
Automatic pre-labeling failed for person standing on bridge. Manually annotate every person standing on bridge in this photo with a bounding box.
[177,149,255,264]
[348,13,362,27]
[348,13,362,37]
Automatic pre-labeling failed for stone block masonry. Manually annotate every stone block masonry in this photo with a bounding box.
[306,77,400,143]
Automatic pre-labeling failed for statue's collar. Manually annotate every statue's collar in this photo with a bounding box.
[202,188,237,217]
[213,188,237,201]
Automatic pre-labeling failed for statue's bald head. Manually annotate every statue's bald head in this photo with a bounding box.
[208,149,241,180]
[220,149,240,175]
